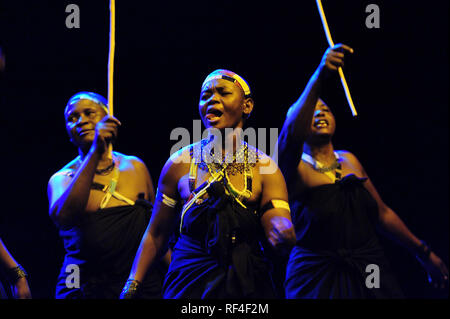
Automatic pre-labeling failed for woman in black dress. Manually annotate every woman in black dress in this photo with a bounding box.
[277,44,448,298]
[121,69,296,299]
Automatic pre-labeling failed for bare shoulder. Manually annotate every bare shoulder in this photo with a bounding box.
[336,150,366,173]
[337,150,360,163]
[160,142,196,182]
[47,157,80,200]
[115,152,148,171]
[48,157,80,184]
[251,146,283,178]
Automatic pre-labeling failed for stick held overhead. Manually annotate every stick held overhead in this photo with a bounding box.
[108,0,115,116]
[106,0,116,159]
[315,0,358,117]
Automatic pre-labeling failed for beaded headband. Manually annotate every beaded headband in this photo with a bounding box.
[202,70,252,98]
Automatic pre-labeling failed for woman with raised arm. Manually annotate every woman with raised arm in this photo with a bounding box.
[48,92,166,298]
[277,44,448,298]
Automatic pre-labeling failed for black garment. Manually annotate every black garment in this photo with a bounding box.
[0,279,8,299]
[285,174,404,298]
[55,199,164,299]
[163,182,276,299]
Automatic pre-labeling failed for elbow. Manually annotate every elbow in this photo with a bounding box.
[49,206,75,229]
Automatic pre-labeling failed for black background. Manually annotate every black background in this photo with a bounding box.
[0,1,448,298]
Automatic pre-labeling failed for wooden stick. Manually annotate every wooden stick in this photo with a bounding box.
[316,0,358,117]
[108,0,115,116]
[107,0,115,158]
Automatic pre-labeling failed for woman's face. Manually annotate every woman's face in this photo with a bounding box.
[65,99,107,147]
[309,99,336,139]
[198,78,251,130]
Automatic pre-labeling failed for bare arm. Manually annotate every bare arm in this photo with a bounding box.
[0,238,32,299]
[48,150,100,227]
[122,154,185,297]
[259,157,296,250]
[346,152,449,287]
[48,116,120,228]
[132,157,156,204]
[277,44,353,183]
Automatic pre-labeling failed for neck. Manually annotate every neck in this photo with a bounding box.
[304,142,335,165]
[207,127,245,156]
[79,145,113,167]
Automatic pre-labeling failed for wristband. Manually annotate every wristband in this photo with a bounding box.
[416,240,431,260]
[6,264,28,284]
[120,279,141,299]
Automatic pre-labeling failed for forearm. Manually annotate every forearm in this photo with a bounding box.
[0,239,19,269]
[128,231,165,282]
[378,208,423,255]
[285,69,322,142]
[52,150,100,226]
[278,69,322,173]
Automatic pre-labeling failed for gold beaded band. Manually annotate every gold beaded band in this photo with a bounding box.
[6,264,28,284]
[120,279,142,299]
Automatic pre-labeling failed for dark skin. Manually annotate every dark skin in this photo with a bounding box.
[0,239,32,299]
[48,99,155,227]
[0,48,31,299]
[125,77,296,285]
[278,44,448,289]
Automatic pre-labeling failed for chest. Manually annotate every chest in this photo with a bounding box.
[298,157,364,189]
[177,165,263,207]
[84,165,147,212]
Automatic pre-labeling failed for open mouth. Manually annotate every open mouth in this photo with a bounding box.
[314,119,329,128]
[205,108,223,123]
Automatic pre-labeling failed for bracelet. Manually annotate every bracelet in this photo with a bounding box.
[6,264,28,284]
[120,279,141,299]
[416,240,431,260]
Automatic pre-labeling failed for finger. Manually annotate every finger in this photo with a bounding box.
[100,123,119,131]
[268,236,277,248]
[329,51,345,58]
[269,230,281,244]
[325,61,338,71]
[109,116,122,126]
[328,55,344,67]
[334,43,354,54]
[101,115,122,126]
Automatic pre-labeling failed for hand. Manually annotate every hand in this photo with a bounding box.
[317,43,354,79]
[91,115,121,154]
[119,279,141,299]
[12,277,32,299]
[417,251,449,289]
[267,216,296,250]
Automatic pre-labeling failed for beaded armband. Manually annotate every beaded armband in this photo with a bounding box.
[156,189,178,208]
[6,264,28,284]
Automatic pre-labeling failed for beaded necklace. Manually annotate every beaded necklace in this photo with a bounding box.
[190,139,259,206]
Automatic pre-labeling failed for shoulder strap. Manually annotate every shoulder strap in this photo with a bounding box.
[98,157,135,208]
[188,145,198,193]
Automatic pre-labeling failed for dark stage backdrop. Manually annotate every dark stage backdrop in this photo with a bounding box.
[0,1,447,298]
